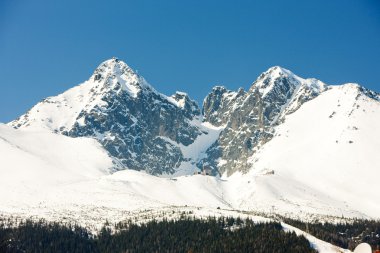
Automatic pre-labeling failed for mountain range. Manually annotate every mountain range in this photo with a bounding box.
[1,57,380,231]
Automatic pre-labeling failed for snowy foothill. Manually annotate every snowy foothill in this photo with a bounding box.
[0,119,370,253]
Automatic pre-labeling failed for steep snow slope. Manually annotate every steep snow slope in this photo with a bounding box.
[0,123,113,212]
[0,123,113,182]
[246,84,380,217]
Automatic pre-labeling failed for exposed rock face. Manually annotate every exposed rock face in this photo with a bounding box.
[202,86,246,127]
[201,66,327,176]
[67,87,203,174]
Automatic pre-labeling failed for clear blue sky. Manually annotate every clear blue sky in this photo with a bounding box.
[1,0,379,122]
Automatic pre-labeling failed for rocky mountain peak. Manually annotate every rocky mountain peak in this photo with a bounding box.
[170,92,201,118]
[10,58,206,175]
[93,57,133,76]
[260,65,292,78]
[249,66,302,97]
[89,57,154,99]
[200,67,330,176]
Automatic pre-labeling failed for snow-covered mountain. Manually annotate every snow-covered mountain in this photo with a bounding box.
[10,58,210,175]
[3,57,380,225]
[202,66,328,175]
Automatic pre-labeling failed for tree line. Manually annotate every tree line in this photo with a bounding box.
[283,217,380,251]
[0,216,316,253]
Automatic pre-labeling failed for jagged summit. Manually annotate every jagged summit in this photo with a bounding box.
[201,66,330,175]
[200,65,380,176]
[260,65,295,78]
[10,58,204,174]
[11,58,197,130]
[169,92,201,117]
[90,57,155,98]
[94,57,131,72]
[92,57,135,81]
[250,66,325,97]
[211,85,228,91]
[254,66,300,86]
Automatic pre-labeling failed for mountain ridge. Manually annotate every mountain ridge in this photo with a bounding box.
[8,57,380,177]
